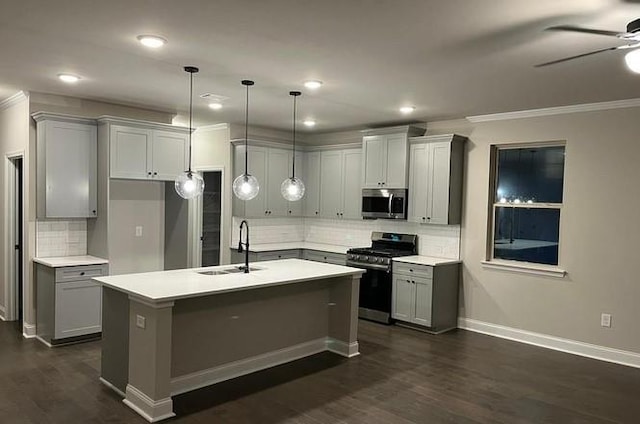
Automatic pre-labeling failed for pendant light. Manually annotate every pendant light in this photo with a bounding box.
[280,91,305,201]
[232,80,260,200]
[175,66,205,199]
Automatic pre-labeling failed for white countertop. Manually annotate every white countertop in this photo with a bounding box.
[233,242,352,254]
[93,259,364,303]
[393,255,461,266]
[33,255,109,268]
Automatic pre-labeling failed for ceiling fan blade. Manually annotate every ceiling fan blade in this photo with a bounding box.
[535,46,619,68]
[546,25,621,37]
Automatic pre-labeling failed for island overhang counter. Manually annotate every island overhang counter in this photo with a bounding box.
[93,259,364,422]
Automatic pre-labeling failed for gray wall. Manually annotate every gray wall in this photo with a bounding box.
[428,108,640,354]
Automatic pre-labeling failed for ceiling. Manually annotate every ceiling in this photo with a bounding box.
[2,0,640,134]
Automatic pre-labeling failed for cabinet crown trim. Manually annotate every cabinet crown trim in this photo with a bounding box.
[231,138,361,152]
[97,115,191,133]
[409,134,467,144]
[31,111,97,125]
[361,125,425,137]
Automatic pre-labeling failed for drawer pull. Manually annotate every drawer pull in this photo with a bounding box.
[80,272,85,276]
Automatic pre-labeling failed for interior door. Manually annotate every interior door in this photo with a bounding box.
[14,158,23,323]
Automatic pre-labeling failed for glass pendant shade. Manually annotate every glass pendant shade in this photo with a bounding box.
[233,173,259,200]
[281,90,305,202]
[175,171,204,199]
[174,65,204,200]
[281,177,305,201]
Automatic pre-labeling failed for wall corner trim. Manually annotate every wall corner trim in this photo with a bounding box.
[458,317,640,369]
[0,91,28,111]
[466,98,640,122]
[22,322,36,339]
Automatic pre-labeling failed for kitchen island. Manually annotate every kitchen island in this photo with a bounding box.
[93,259,364,422]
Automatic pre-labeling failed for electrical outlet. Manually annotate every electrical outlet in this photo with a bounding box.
[136,314,146,329]
[135,226,143,237]
[601,313,612,328]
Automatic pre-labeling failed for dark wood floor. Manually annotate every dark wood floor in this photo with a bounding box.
[2,320,639,424]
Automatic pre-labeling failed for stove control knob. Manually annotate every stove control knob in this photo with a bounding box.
[376,258,382,263]
[363,256,369,261]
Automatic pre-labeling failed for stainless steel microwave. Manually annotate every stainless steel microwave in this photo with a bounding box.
[361,189,408,219]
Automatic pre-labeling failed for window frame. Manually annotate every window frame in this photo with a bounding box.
[485,141,567,275]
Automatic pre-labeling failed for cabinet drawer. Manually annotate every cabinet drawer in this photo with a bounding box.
[393,262,433,278]
[256,250,301,261]
[303,250,346,265]
[55,265,107,283]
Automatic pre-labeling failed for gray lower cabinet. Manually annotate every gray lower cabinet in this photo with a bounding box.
[36,263,108,345]
[391,261,459,333]
[303,250,346,265]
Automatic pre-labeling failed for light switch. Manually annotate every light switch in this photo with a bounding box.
[135,226,143,237]
[136,314,146,329]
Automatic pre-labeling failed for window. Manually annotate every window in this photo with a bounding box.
[489,144,565,266]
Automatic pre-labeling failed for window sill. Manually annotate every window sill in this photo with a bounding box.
[481,260,567,278]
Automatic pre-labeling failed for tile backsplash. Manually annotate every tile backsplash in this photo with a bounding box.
[36,220,87,257]
[232,216,460,259]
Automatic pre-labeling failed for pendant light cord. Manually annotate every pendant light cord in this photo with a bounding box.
[245,83,249,175]
[188,69,193,174]
[289,91,301,178]
[292,94,297,178]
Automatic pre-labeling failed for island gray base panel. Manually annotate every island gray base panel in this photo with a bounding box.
[170,277,359,389]
[101,287,130,394]
[101,275,360,422]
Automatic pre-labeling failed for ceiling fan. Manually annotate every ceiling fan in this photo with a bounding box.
[535,18,640,68]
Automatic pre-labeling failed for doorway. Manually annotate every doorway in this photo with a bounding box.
[199,171,222,266]
[5,155,24,326]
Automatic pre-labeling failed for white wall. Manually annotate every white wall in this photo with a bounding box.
[429,107,640,354]
[0,92,31,325]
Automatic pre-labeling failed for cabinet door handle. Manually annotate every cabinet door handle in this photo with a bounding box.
[153,172,157,176]
[406,279,411,283]
[92,210,97,215]
[315,211,318,215]
[147,172,152,176]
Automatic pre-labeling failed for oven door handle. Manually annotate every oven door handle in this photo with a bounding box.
[346,260,391,273]
[388,193,394,217]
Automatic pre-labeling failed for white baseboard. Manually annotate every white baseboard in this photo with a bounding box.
[22,322,36,339]
[100,377,126,398]
[458,318,640,369]
[35,335,52,347]
[124,384,175,423]
[326,338,360,358]
[170,337,358,396]
[0,305,6,321]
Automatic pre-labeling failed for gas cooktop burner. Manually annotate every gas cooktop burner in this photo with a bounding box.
[347,247,414,258]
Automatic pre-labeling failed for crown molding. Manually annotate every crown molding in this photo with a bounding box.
[0,91,28,111]
[195,123,229,132]
[31,111,97,125]
[466,98,640,123]
[97,115,191,133]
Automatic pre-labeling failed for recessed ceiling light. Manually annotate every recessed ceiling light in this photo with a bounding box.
[304,80,323,89]
[399,106,415,114]
[303,119,316,127]
[58,74,80,83]
[137,35,167,48]
[208,102,223,110]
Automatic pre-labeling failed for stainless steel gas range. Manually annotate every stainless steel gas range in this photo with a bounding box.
[346,232,417,324]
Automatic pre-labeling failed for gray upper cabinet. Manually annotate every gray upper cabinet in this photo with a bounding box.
[362,126,425,189]
[102,117,189,181]
[303,152,321,217]
[408,134,466,225]
[233,143,304,218]
[319,148,362,219]
[33,112,98,218]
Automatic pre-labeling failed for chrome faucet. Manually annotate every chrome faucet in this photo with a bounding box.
[237,220,250,273]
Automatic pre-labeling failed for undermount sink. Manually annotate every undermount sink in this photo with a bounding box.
[197,266,262,276]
